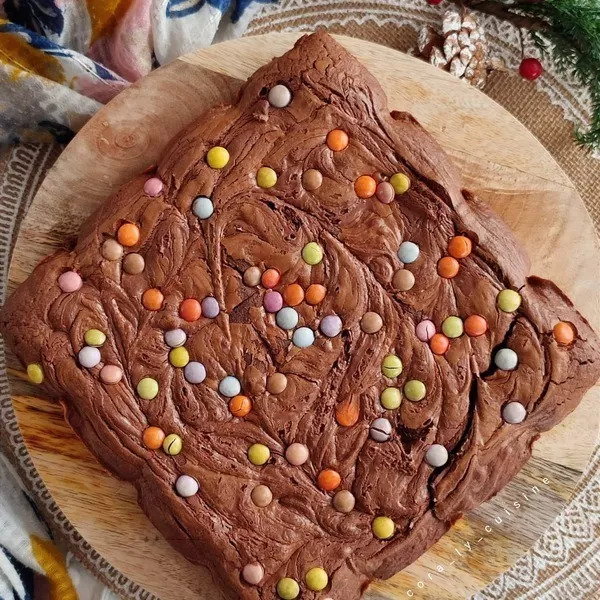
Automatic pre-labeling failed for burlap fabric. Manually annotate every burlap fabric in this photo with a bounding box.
[0,1,598,599]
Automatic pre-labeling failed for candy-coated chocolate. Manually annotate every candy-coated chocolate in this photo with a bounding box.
[326,129,349,151]
[380,387,401,410]
[164,328,187,348]
[381,354,403,378]
[276,307,299,330]
[416,319,436,342]
[117,223,140,247]
[206,146,229,169]
[305,567,328,591]
[256,167,277,189]
[361,311,383,334]
[179,298,201,322]
[263,290,283,313]
[317,469,341,491]
[175,475,199,497]
[101,239,123,261]
[248,443,270,466]
[268,84,292,108]
[302,242,323,265]
[123,253,145,274]
[437,256,460,279]
[243,266,262,286]
[242,562,264,586]
[58,271,82,293]
[390,172,410,194]
[251,484,273,507]
[137,377,159,400]
[397,241,420,264]
[285,442,309,466]
[335,399,359,427]
[553,321,575,345]
[261,268,280,289]
[448,235,472,259]
[354,175,377,198]
[201,296,220,318]
[393,269,415,291]
[494,348,518,371]
[302,169,323,190]
[84,329,106,347]
[332,489,355,513]
[430,333,450,355]
[219,375,241,397]
[425,444,448,467]
[184,361,206,384]
[142,288,164,311]
[169,346,189,368]
[370,417,392,442]
[305,283,326,305]
[404,380,426,402]
[320,314,342,337]
[27,363,43,384]
[142,426,165,450]
[100,365,122,384]
[276,578,299,600]
[192,196,214,219]
[283,283,304,306]
[78,346,101,369]
[267,373,287,394]
[163,433,183,455]
[375,181,395,204]
[464,314,488,337]
[292,327,314,348]
[502,401,527,424]
[497,289,522,313]
[372,516,395,540]
[143,177,163,197]
[229,395,252,417]
[442,316,464,339]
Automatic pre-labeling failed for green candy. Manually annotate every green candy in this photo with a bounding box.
[381,354,403,378]
[404,380,426,402]
[163,433,182,455]
[380,387,402,410]
[497,289,522,313]
[301,242,323,265]
[276,577,299,599]
[137,377,159,400]
[84,328,106,347]
[305,567,328,591]
[442,316,464,339]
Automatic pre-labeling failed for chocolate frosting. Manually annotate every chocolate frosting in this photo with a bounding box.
[2,32,599,600]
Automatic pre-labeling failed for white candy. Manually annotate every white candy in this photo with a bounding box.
[192,196,214,219]
[267,84,292,108]
[175,475,199,497]
[494,348,518,371]
[219,375,241,397]
[164,328,187,348]
[397,241,420,264]
[78,346,101,369]
[502,401,527,424]
[292,327,314,348]
[425,444,448,467]
[276,307,299,330]
[184,361,206,384]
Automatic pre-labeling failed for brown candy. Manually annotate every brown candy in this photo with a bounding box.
[123,253,145,275]
[251,484,273,507]
[302,169,323,191]
[393,269,415,291]
[361,312,383,334]
[102,239,123,261]
[267,373,287,394]
[243,266,262,286]
[332,490,355,513]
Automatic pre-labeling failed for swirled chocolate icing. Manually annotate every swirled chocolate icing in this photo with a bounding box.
[2,32,599,600]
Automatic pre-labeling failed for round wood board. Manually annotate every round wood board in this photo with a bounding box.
[6,33,600,600]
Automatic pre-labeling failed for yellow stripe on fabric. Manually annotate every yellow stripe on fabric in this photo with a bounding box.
[0,32,65,82]
[30,535,78,600]
[86,0,133,45]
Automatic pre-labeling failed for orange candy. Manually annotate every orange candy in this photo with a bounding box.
[553,321,575,345]
[430,333,450,355]
[464,314,488,337]
[354,175,377,199]
[261,268,280,289]
[317,469,341,492]
[335,396,360,426]
[143,426,165,450]
[305,284,326,305]
[437,256,460,279]
[326,129,349,152]
[142,288,164,311]
[448,235,473,259]
[179,298,201,322]
[229,395,252,417]
[283,283,304,307]
[117,223,140,247]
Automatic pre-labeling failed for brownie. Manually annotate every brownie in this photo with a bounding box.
[2,32,599,600]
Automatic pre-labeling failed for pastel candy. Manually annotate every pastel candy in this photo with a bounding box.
[201,296,220,318]
[101,239,123,261]
[267,373,287,394]
[242,562,264,586]
[332,489,355,513]
[320,314,342,337]
[416,319,436,342]
[276,578,299,600]
[58,271,82,293]
[425,444,448,467]
[100,365,122,384]
[375,181,395,204]
[495,348,518,371]
[123,253,145,274]
[243,266,262,286]
[137,377,159,400]
[84,329,106,347]
[143,177,163,197]
[276,307,299,330]
[169,347,189,368]
[263,291,283,313]
[305,567,328,592]
[256,167,277,189]
[361,312,383,334]
[248,443,270,466]
[302,169,322,190]
[285,443,309,466]
[502,401,527,424]
[175,475,199,497]
[219,375,241,397]
[251,484,273,507]
[390,172,410,194]
[380,387,401,410]
[497,289,522,312]
[442,316,464,339]
[292,327,314,348]
[372,516,395,540]
[78,346,101,368]
[268,84,292,108]
[381,354,402,378]
[302,242,323,265]
[206,146,229,169]
[163,433,183,455]
[370,417,392,442]
[404,380,426,402]
[397,241,420,264]
[192,196,214,219]
[393,269,415,291]
[165,328,187,348]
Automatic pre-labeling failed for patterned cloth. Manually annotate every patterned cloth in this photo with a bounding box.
[0,0,274,144]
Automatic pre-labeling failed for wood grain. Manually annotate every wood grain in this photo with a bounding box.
[6,33,600,600]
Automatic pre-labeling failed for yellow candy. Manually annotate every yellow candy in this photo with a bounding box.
[256,167,277,189]
[137,377,159,400]
[372,516,395,540]
[380,387,401,410]
[169,346,189,368]
[497,289,522,313]
[305,567,328,591]
[248,443,270,466]
[390,173,411,195]
[163,433,183,455]
[381,354,403,378]
[404,380,426,402]
[84,328,106,347]
[276,578,299,600]
[301,242,323,266]
[206,146,230,169]
[27,363,44,385]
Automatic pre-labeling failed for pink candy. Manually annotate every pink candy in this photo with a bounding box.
[100,365,123,384]
[416,319,436,342]
[143,177,163,197]
[57,271,82,293]
[263,290,283,313]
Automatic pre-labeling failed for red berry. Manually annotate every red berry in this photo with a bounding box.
[519,58,543,81]
[427,0,444,4]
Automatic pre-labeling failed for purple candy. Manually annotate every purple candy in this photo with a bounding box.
[416,319,436,342]
[201,296,220,318]
[263,290,283,313]
[320,315,342,338]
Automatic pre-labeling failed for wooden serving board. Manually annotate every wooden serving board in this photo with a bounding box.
[6,33,600,600]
